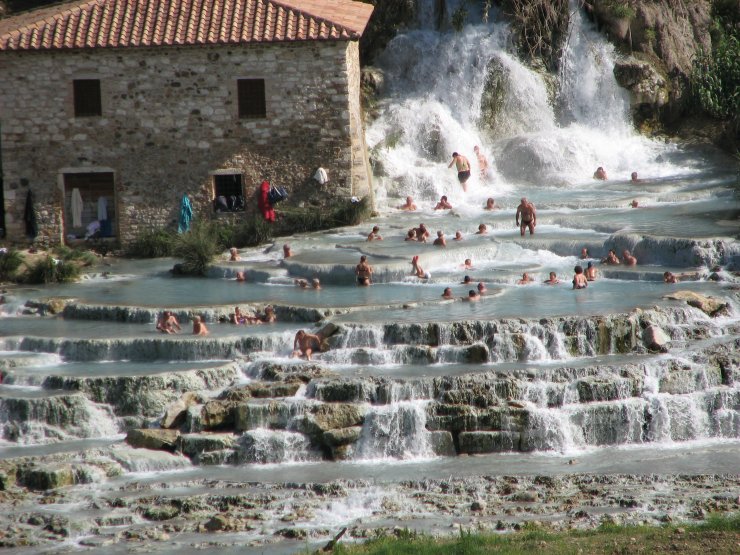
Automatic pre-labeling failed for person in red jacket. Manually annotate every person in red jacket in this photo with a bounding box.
[257,180,275,222]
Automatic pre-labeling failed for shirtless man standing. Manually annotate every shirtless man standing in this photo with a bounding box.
[515,198,536,236]
[473,146,489,180]
[355,255,373,286]
[291,329,322,361]
[448,152,472,192]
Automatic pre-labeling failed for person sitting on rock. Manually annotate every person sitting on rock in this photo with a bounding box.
[434,195,453,210]
[156,311,181,334]
[192,315,209,336]
[622,250,637,266]
[544,272,560,285]
[229,247,240,261]
[593,167,608,180]
[291,329,322,361]
[433,230,447,247]
[663,271,677,284]
[231,306,246,325]
[367,225,383,241]
[517,272,534,285]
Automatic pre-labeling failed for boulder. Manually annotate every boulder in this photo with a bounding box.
[642,325,671,352]
[663,291,728,317]
[613,56,669,120]
[161,392,203,429]
[465,343,489,363]
[201,400,235,429]
[429,430,456,456]
[19,464,77,490]
[126,429,180,451]
[458,431,520,454]
[295,404,366,437]
[220,382,301,401]
[204,514,238,532]
[322,426,363,447]
[179,432,236,458]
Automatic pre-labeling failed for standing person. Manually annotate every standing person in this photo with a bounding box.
[448,152,472,192]
[283,244,293,258]
[473,146,489,180]
[515,198,536,236]
[257,180,276,223]
[355,255,373,286]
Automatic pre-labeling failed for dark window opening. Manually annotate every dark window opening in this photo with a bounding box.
[73,79,102,117]
[237,79,266,119]
[213,174,245,212]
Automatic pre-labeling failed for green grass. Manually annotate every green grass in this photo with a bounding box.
[0,248,24,282]
[329,513,740,554]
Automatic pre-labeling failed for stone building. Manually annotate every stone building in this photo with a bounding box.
[0,0,374,245]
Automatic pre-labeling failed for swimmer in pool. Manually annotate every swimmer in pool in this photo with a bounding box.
[433,230,447,247]
[544,272,560,285]
[572,266,588,289]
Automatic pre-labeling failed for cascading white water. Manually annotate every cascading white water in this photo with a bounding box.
[368,0,693,207]
[355,400,434,460]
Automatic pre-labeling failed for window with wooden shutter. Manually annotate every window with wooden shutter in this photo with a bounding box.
[237,79,266,119]
[73,79,102,117]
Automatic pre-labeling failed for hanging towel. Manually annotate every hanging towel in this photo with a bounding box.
[24,190,38,239]
[71,188,83,228]
[313,167,328,185]
[97,196,108,221]
[257,180,275,223]
[178,194,193,233]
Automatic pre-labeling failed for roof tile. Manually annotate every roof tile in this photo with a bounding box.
[0,0,373,51]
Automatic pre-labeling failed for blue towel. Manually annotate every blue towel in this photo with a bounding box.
[178,194,193,233]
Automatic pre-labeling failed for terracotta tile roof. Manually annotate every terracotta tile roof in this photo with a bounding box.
[0,0,374,51]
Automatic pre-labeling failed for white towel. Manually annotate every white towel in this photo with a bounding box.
[71,188,83,228]
[97,196,108,221]
[313,167,328,185]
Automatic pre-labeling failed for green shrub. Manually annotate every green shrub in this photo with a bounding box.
[692,33,740,119]
[0,248,24,282]
[126,229,175,258]
[173,222,219,276]
[232,218,275,247]
[23,255,81,284]
[609,2,635,20]
[53,245,96,266]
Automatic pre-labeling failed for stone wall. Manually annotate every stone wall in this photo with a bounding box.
[0,40,371,245]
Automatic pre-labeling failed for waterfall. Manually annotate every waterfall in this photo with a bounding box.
[368,0,692,207]
[355,400,434,460]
